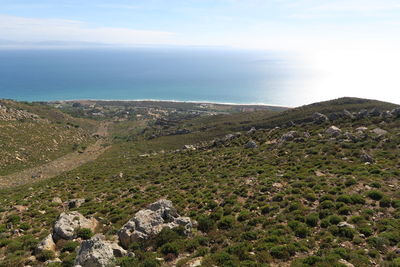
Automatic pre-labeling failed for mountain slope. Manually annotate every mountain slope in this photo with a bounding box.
[0,100,97,176]
[0,98,399,266]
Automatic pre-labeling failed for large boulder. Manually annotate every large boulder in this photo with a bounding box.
[118,199,193,248]
[313,112,329,124]
[326,126,342,137]
[35,234,56,254]
[53,211,98,241]
[75,234,127,267]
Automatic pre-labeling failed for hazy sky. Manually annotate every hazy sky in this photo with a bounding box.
[1,0,400,103]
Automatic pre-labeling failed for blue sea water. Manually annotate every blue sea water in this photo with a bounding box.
[0,48,303,106]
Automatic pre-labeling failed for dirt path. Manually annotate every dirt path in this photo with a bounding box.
[0,122,111,188]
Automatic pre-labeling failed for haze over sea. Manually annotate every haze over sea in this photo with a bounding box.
[0,48,307,106]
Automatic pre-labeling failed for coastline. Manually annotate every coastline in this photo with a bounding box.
[48,98,293,108]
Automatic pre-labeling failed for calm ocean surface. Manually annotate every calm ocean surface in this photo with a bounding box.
[0,48,304,106]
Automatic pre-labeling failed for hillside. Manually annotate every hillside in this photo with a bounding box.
[0,98,399,267]
[0,100,97,176]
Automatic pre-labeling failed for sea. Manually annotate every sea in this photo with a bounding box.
[0,48,306,106]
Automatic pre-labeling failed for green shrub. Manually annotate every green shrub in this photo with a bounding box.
[160,242,179,256]
[320,200,335,209]
[156,228,179,247]
[328,215,342,225]
[197,215,214,233]
[237,211,252,222]
[305,213,319,227]
[379,197,391,207]
[358,227,373,237]
[218,216,234,230]
[37,249,56,261]
[212,251,236,266]
[62,241,79,252]
[367,190,384,201]
[269,245,295,260]
[350,194,365,204]
[117,257,138,267]
[7,214,21,224]
[76,228,93,240]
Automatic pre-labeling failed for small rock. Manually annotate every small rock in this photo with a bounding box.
[391,108,400,117]
[187,257,203,267]
[245,140,258,149]
[338,259,355,267]
[183,145,196,151]
[343,109,355,119]
[356,126,368,132]
[247,127,256,134]
[381,110,392,118]
[360,152,374,163]
[357,109,369,119]
[371,128,388,136]
[326,126,341,137]
[280,131,298,142]
[369,108,381,117]
[13,205,28,212]
[67,198,85,209]
[272,183,283,188]
[338,222,355,229]
[52,197,62,204]
[313,112,329,124]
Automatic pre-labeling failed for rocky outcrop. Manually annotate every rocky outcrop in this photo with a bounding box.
[53,211,98,241]
[0,103,40,121]
[244,140,258,149]
[313,112,329,124]
[326,126,341,137]
[118,199,193,248]
[35,234,56,254]
[75,234,127,267]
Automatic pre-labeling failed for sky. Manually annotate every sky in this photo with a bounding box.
[1,0,400,104]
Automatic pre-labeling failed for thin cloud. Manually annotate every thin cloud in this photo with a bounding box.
[95,4,139,9]
[0,14,176,46]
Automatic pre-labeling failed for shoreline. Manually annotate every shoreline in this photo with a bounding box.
[47,98,292,108]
